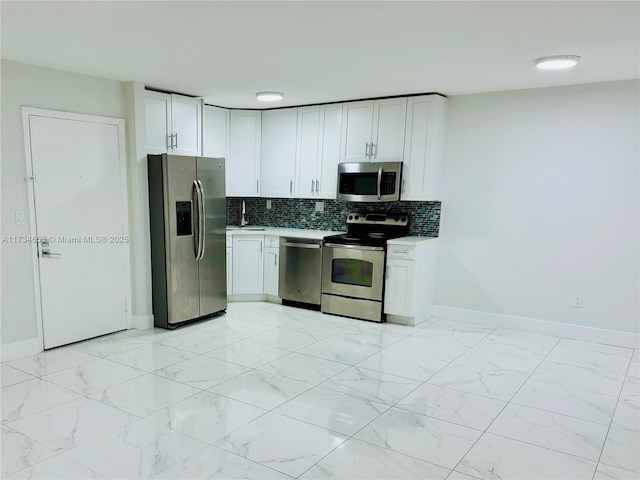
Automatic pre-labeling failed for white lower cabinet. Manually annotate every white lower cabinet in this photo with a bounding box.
[384,259,415,317]
[231,235,264,295]
[384,240,438,325]
[226,246,233,295]
[263,236,279,297]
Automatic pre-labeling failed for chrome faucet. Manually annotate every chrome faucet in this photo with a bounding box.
[240,200,248,227]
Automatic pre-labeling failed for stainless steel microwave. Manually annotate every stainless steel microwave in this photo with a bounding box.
[337,162,402,202]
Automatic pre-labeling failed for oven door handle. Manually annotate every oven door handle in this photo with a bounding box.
[324,243,384,251]
[377,166,383,200]
[281,242,321,249]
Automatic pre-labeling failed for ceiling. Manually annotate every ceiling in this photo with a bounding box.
[2,1,638,108]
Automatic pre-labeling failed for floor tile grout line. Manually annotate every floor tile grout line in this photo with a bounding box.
[590,351,636,480]
[7,303,634,479]
[449,334,562,475]
[293,325,500,478]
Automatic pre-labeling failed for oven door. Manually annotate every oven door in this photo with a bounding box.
[322,243,385,301]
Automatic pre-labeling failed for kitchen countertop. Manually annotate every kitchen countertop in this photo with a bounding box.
[387,236,439,246]
[226,226,344,240]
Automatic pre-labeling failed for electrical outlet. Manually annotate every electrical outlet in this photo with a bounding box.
[572,295,583,308]
[15,210,25,225]
[266,199,272,210]
[315,201,324,213]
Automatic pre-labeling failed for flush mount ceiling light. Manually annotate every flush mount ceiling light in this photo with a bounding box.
[256,91,284,102]
[534,55,581,70]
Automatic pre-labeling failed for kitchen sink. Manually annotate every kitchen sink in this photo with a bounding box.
[226,226,265,231]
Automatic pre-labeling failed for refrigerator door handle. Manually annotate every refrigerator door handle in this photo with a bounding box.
[192,180,201,259]
[197,179,206,261]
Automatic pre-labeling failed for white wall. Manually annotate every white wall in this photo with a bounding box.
[0,60,153,347]
[436,80,639,335]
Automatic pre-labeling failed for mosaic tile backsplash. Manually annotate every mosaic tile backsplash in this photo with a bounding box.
[227,198,440,237]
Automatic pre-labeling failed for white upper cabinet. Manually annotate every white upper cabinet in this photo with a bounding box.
[145,90,202,156]
[171,94,202,156]
[261,108,298,198]
[295,104,343,199]
[228,110,261,197]
[340,101,374,162]
[296,106,320,198]
[145,91,172,154]
[401,95,447,200]
[340,98,406,163]
[203,105,228,158]
[371,98,407,162]
[203,105,229,191]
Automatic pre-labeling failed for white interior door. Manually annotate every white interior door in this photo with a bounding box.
[26,112,129,349]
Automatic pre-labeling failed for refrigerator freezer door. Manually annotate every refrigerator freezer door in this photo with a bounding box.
[197,157,227,316]
[164,155,200,324]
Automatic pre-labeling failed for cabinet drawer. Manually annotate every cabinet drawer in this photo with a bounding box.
[387,246,415,260]
[265,236,279,248]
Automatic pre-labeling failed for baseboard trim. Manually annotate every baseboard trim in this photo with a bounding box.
[130,314,154,331]
[432,305,639,349]
[228,294,267,302]
[386,314,415,326]
[1,336,44,362]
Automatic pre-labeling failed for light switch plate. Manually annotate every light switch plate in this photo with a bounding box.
[315,201,324,212]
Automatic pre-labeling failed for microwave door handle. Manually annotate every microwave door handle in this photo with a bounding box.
[377,166,383,200]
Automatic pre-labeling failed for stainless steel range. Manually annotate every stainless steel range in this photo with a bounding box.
[322,212,409,322]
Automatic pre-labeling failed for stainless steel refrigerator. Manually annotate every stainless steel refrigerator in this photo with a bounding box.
[148,154,227,328]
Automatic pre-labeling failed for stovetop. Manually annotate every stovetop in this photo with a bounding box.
[323,212,410,248]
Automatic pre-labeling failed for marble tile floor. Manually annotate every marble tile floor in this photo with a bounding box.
[2,301,639,479]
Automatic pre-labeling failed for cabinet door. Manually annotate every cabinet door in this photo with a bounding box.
[263,247,279,296]
[228,110,261,197]
[371,98,407,162]
[317,104,343,198]
[203,105,229,192]
[401,95,447,201]
[203,105,228,158]
[171,94,202,156]
[145,91,171,154]
[226,246,233,295]
[232,236,264,294]
[261,108,298,198]
[340,100,373,163]
[383,259,414,317]
[295,106,320,198]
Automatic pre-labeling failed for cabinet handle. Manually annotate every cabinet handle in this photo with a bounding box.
[256,179,259,193]
[260,241,263,253]
[365,142,370,158]
[311,179,314,194]
[316,178,319,194]
[371,143,377,159]
[174,133,178,149]
[402,178,406,193]
[290,180,293,194]
[274,254,277,266]
[167,134,172,150]
[386,266,390,280]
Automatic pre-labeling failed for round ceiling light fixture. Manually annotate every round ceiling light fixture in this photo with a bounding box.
[256,91,284,102]
[534,55,581,70]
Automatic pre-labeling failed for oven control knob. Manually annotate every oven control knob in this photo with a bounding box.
[401,216,407,222]
[394,216,399,222]
[348,215,353,220]
[354,215,359,220]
